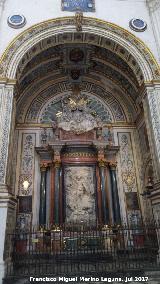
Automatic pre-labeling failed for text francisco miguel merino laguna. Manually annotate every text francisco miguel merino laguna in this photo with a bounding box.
[30,276,149,282]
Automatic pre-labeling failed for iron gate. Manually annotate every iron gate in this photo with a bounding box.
[4,223,160,278]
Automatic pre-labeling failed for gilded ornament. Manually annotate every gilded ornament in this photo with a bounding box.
[54,160,61,168]
[98,159,106,167]
[109,162,117,169]
[122,172,135,190]
[75,12,83,32]
[40,163,48,171]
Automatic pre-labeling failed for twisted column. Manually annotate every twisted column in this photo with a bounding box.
[109,162,121,224]
[39,163,48,226]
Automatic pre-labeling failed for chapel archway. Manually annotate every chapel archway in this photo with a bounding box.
[1,17,160,229]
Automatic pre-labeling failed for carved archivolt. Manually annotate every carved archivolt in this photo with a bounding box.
[0,17,159,81]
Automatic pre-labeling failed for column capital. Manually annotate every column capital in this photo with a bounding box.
[0,77,17,86]
[98,159,107,167]
[109,161,117,169]
[54,160,61,168]
[40,163,48,171]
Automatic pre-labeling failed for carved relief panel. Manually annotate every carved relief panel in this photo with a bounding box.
[64,166,96,223]
[118,132,141,224]
[18,134,36,196]
[118,133,137,192]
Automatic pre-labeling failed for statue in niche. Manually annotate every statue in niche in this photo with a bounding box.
[64,166,96,223]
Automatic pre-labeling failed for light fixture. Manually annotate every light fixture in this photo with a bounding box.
[23,180,30,191]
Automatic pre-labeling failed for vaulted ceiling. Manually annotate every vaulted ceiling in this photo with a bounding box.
[15,36,143,124]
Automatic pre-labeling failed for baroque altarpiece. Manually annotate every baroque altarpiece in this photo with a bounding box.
[15,84,145,230]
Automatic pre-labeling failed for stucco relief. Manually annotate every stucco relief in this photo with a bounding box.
[148,89,160,142]
[142,89,160,181]
[64,166,96,223]
[118,133,137,192]
[0,86,14,184]
[57,94,103,134]
[18,134,35,196]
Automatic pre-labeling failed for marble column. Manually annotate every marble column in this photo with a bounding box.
[39,164,48,226]
[54,161,61,224]
[99,160,109,224]
[109,162,121,224]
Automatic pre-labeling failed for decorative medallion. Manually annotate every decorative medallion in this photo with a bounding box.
[7,15,26,29]
[62,0,95,12]
[129,18,147,32]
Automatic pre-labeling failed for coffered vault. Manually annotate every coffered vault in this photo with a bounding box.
[15,41,141,125]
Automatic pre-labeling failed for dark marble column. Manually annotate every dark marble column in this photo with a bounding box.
[109,162,121,224]
[99,160,109,224]
[54,161,61,224]
[39,164,48,226]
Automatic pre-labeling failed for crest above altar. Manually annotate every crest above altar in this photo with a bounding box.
[55,92,102,134]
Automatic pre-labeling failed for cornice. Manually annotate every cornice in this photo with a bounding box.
[0,77,17,85]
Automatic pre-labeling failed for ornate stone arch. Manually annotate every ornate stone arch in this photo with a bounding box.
[0,17,159,81]
[18,81,127,124]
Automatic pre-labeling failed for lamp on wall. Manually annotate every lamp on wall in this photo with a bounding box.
[23,180,30,191]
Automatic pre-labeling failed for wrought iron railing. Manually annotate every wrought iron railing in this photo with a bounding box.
[4,222,160,278]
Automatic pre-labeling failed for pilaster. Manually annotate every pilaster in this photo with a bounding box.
[0,81,16,189]
[147,0,160,61]
[143,83,160,182]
